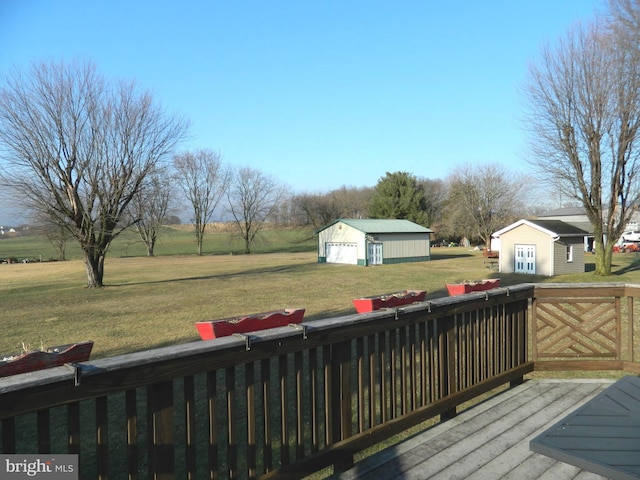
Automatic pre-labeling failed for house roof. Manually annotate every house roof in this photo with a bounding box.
[492,219,589,238]
[319,218,433,234]
[537,207,586,217]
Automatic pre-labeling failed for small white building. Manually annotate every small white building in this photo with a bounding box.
[492,219,588,276]
[317,219,433,266]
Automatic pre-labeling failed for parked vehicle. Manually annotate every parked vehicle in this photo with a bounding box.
[620,231,640,242]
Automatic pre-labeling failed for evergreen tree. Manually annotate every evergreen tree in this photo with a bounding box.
[368,172,428,224]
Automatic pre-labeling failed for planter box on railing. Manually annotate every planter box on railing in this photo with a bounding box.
[0,341,94,377]
[352,290,427,313]
[446,279,500,296]
[195,308,305,340]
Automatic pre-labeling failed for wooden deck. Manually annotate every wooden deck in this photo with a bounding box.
[332,379,617,480]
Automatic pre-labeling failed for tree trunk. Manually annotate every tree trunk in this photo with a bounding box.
[196,225,204,256]
[147,238,155,257]
[84,250,105,288]
[594,239,614,276]
[482,234,492,250]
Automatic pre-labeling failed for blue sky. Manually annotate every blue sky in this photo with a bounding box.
[0,0,602,224]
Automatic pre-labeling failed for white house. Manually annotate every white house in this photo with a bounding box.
[317,219,433,266]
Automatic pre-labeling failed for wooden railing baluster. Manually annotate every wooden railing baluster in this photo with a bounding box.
[245,362,257,480]
[226,366,237,479]
[207,371,218,480]
[278,354,289,467]
[125,390,138,480]
[183,376,196,480]
[147,382,173,480]
[308,347,319,453]
[36,408,50,454]
[294,351,304,460]
[67,402,80,456]
[260,358,272,473]
[356,337,365,434]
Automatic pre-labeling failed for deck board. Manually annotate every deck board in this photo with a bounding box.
[331,380,615,480]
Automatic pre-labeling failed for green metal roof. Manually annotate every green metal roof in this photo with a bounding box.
[320,218,433,234]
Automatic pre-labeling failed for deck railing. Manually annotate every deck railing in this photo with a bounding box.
[1,283,638,479]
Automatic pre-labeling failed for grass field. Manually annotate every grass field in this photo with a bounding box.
[0,224,317,261]
[2,227,640,360]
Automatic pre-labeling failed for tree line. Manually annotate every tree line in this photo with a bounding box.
[108,154,535,263]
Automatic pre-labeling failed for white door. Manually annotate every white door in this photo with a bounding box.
[515,245,536,274]
[368,243,383,265]
[325,243,358,264]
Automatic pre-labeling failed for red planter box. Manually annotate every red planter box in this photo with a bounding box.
[195,308,305,340]
[0,341,94,377]
[446,279,500,296]
[352,290,427,313]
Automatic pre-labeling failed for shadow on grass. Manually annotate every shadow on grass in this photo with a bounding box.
[430,252,475,260]
[612,258,640,275]
[106,263,311,287]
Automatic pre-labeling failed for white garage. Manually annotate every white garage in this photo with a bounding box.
[317,218,432,266]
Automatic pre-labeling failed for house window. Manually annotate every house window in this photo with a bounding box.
[566,245,573,262]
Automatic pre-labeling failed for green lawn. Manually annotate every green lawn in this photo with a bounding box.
[2,228,640,360]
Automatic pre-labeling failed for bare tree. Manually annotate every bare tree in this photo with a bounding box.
[417,178,447,228]
[294,186,373,229]
[31,212,71,261]
[0,60,188,287]
[128,167,173,257]
[226,167,286,254]
[295,193,345,229]
[444,164,526,248]
[522,12,640,275]
[173,149,230,256]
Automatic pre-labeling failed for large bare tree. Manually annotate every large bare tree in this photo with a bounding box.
[0,60,188,287]
[226,167,286,254]
[444,164,526,248]
[173,149,230,256]
[523,10,640,275]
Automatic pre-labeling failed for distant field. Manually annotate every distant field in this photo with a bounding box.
[2,228,640,360]
[0,224,317,261]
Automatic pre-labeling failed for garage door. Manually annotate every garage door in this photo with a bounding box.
[325,242,358,265]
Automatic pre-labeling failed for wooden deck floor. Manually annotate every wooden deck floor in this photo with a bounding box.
[332,379,618,480]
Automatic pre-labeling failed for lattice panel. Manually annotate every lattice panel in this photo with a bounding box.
[534,298,619,358]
